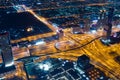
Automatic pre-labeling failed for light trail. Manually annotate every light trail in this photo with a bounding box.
[27,10,57,32]
[1,3,120,79]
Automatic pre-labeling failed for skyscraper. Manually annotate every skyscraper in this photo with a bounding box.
[0,32,14,67]
[106,8,114,39]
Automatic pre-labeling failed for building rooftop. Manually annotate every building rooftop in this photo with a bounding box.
[24,57,109,80]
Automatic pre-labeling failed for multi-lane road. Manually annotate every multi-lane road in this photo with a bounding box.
[3,25,119,79]
[0,4,120,79]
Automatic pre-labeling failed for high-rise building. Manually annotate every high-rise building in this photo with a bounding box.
[106,8,114,39]
[101,8,114,45]
[0,32,14,68]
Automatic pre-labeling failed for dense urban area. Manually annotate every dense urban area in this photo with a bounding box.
[0,0,120,80]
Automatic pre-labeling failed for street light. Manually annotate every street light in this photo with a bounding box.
[27,27,33,32]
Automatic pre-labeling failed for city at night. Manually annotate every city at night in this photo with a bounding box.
[0,0,120,80]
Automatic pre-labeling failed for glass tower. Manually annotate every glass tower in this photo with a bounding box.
[0,32,14,67]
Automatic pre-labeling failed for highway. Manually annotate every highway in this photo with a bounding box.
[1,22,120,79]
[27,10,57,32]
[0,4,120,79]
[0,9,119,78]
[0,1,111,10]
[3,26,119,79]
[50,37,120,79]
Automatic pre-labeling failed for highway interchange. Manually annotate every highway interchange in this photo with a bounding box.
[0,1,120,79]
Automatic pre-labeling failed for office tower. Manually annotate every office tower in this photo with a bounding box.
[106,8,114,39]
[0,32,14,67]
